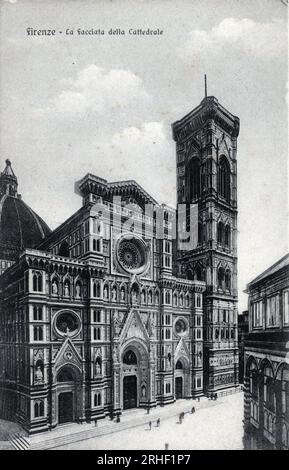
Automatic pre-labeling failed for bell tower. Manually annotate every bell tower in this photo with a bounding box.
[172,93,240,394]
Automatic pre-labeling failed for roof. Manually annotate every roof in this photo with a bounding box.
[247,253,289,289]
[77,173,159,207]
[0,194,51,261]
[172,96,240,142]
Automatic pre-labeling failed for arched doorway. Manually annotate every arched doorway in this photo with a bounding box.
[56,365,82,425]
[122,350,138,410]
[175,360,184,399]
[121,343,149,410]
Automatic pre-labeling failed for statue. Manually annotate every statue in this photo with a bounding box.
[64,282,70,297]
[34,366,43,383]
[95,359,101,375]
[52,280,58,294]
[76,283,81,298]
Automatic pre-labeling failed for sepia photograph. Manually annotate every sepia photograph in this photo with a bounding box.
[0,0,288,455]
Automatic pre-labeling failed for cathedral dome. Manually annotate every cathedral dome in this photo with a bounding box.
[0,160,51,262]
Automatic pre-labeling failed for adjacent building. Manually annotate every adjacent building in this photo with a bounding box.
[244,254,289,450]
[0,95,239,434]
[238,310,249,383]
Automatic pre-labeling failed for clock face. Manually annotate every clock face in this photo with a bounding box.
[175,318,187,335]
[116,234,149,274]
[55,311,80,337]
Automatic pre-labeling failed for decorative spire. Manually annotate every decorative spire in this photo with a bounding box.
[0,159,18,197]
[204,74,207,98]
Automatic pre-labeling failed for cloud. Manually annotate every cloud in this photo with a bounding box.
[181,18,287,64]
[95,121,176,205]
[35,65,151,126]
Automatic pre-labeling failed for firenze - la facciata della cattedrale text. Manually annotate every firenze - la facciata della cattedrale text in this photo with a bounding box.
[26,27,164,37]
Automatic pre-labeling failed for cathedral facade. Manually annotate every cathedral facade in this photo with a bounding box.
[0,96,239,434]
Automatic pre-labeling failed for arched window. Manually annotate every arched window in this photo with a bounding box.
[250,367,259,399]
[218,156,230,201]
[94,392,101,407]
[33,326,43,341]
[187,270,194,281]
[217,222,224,244]
[59,241,70,257]
[195,265,203,281]
[189,158,201,200]
[225,225,231,248]
[33,272,42,292]
[141,289,146,304]
[176,360,183,369]
[225,269,231,290]
[203,223,207,243]
[217,267,225,290]
[198,222,203,244]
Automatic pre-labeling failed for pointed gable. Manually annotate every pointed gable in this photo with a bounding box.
[119,308,150,346]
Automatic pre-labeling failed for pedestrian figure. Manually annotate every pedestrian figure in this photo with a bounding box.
[179,412,182,424]
[165,443,169,450]
[94,420,97,427]
[149,420,152,430]
[156,418,160,427]
[191,406,195,414]
[147,407,150,414]
[198,397,200,402]
[215,393,218,401]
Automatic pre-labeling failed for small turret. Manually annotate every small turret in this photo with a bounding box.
[0,159,18,198]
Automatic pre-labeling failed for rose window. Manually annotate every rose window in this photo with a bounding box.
[55,311,80,337]
[175,318,187,335]
[116,235,148,273]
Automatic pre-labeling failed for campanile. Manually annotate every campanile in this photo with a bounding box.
[172,94,240,393]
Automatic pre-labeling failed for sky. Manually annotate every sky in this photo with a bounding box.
[0,0,288,311]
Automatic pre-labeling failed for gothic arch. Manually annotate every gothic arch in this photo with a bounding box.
[187,157,201,200]
[218,155,231,201]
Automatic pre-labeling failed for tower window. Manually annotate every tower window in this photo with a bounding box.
[225,225,231,248]
[33,306,43,321]
[34,400,44,418]
[32,272,43,292]
[218,156,230,201]
[225,269,231,290]
[189,158,201,200]
[217,267,225,290]
[217,222,224,244]
[33,326,43,341]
